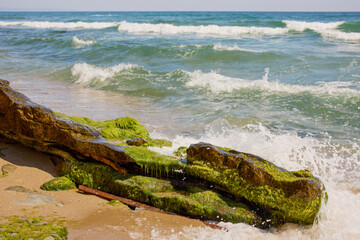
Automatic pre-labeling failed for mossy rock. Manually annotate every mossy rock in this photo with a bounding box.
[56,113,172,148]
[0,215,67,240]
[125,146,184,178]
[186,143,326,226]
[41,176,76,191]
[60,159,263,227]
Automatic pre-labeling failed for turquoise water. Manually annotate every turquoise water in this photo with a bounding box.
[0,12,359,239]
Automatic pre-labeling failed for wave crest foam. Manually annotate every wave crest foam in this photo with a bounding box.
[185,68,359,96]
[72,36,96,47]
[71,62,139,84]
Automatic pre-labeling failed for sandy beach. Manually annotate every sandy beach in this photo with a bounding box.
[0,136,206,239]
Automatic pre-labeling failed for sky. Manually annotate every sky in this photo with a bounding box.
[0,0,359,11]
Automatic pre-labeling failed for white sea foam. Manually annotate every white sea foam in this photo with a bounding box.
[283,20,360,41]
[149,121,360,240]
[117,21,289,37]
[213,43,264,52]
[1,20,359,41]
[0,21,118,29]
[72,36,96,47]
[185,68,360,96]
[71,62,139,84]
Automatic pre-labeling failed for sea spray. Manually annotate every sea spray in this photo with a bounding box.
[149,121,360,240]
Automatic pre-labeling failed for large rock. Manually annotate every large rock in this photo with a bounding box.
[0,79,133,173]
[186,142,325,225]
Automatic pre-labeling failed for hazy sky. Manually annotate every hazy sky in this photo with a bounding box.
[0,0,359,11]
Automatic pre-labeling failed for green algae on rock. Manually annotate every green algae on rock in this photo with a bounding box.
[125,146,184,178]
[186,142,325,226]
[174,146,187,158]
[56,113,172,148]
[41,176,76,191]
[60,158,263,227]
[0,215,67,240]
[0,80,326,228]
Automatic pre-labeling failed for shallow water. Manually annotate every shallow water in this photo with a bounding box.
[1,11,359,239]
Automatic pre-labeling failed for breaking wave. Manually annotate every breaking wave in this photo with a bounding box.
[117,21,289,37]
[212,43,264,52]
[148,121,360,240]
[0,20,118,29]
[72,36,96,47]
[185,68,360,96]
[1,20,359,41]
[71,63,360,97]
[284,20,360,41]
[71,62,140,84]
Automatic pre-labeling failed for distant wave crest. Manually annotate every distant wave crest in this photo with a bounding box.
[117,21,288,37]
[283,20,360,41]
[212,43,264,52]
[72,36,96,47]
[1,20,359,41]
[0,20,118,29]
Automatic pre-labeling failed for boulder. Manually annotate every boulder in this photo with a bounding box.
[0,79,133,174]
[186,142,325,225]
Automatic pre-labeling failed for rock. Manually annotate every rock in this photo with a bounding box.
[186,142,325,225]
[0,79,134,174]
[2,164,17,176]
[40,176,76,191]
[57,113,172,148]
[5,186,31,193]
[0,147,6,157]
[13,192,63,207]
[0,79,326,228]
[62,158,263,227]
[126,138,148,146]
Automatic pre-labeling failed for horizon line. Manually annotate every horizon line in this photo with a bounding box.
[1,10,360,12]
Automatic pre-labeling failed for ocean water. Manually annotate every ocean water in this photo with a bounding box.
[0,11,359,239]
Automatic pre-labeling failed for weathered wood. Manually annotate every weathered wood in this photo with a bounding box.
[78,185,223,230]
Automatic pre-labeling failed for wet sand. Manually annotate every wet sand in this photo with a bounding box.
[0,137,206,239]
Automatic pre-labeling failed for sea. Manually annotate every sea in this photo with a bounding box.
[0,11,359,239]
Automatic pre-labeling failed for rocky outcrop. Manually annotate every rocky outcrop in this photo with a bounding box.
[186,143,325,225]
[0,79,326,228]
[0,79,132,174]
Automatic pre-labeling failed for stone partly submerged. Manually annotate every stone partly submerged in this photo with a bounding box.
[0,79,326,228]
[186,143,325,225]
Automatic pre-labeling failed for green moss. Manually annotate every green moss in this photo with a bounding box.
[0,215,67,240]
[40,176,76,191]
[60,159,262,226]
[145,138,172,148]
[125,146,184,178]
[291,170,314,178]
[184,160,323,225]
[107,200,127,207]
[174,146,187,157]
[55,113,171,148]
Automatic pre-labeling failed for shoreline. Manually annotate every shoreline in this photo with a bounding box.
[0,136,207,239]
